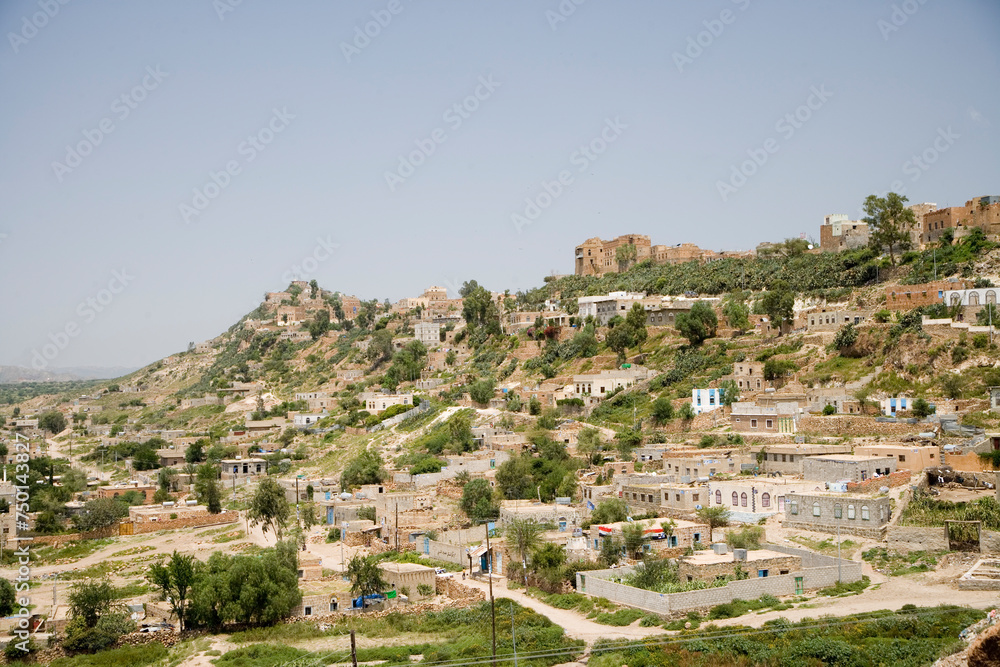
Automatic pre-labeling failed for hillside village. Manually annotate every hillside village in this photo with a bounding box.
[4,193,1000,666]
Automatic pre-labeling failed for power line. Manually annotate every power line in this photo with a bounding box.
[285,604,986,667]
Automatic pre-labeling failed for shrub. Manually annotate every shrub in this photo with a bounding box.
[822,404,836,415]
[725,525,764,550]
[417,583,434,597]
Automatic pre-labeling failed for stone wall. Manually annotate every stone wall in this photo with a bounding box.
[131,510,238,534]
[436,576,485,601]
[678,554,800,582]
[577,545,861,616]
[798,415,924,437]
[887,525,949,553]
[427,539,468,566]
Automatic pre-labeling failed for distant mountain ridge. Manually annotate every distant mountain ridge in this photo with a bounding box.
[0,365,138,384]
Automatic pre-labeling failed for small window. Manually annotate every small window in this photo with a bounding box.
[761,493,770,508]
[715,490,722,505]
[732,492,739,506]
[304,606,312,616]
[751,419,758,428]
[693,494,699,502]
[790,501,798,515]
[766,419,773,429]
[861,505,870,521]
[848,504,856,519]
[741,492,748,507]
[812,502,821,517]
[898,455,905,462]
[758,569,769,578]
[834,504,842,519]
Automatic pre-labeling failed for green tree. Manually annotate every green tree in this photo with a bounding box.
[0,579,15,617]
[341,449,387,490]
[977,303,999,326]
[599,534,623,566]
[718,379,739,408]
[148,551,196,630]
[460,478,499,522]
[447,411,474,451]
[576,427,603,456]
[606,325,634,363]
[73,497,128,532]
[63,580,134,652]
[621,522,646,559]
[760,280,795,335]
[308,309,331,340]
[678,403,696,420]
[195,463,223,513]
[833,323,859,351]
[366,328,394,366]
[248,477,290,540]
[652,396,674,422]
[911,397,935,418]
[185,438,207,464]
[468,377,496,405]
[675,300,718,345]
[495,456,533,499]
[722,291,751,332]
[590,498,628,525]
[696,506,730,530]
[347,554,387,602]
[38,410,66,434]
[504,517,544,582]
[385,340,428,387]
[863,191,917,264]
[625,302,648,348]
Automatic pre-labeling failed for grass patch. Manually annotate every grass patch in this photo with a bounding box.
[591,608,644,626]
[788,535,858,557]
[862,548,943,576]
[706,594,791,620]
[593,605,985,667]
[817,575,870,597]
[214,643,311,666]
[49,643,168,667]
[35,538,115,563]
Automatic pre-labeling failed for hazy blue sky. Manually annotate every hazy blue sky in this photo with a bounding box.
[1,0,998,371]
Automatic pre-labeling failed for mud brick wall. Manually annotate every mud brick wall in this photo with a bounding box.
[132,511,238,534]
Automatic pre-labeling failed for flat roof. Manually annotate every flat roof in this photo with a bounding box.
[683,549,791,566]
[808,454,894,462]
[378,562,434,573]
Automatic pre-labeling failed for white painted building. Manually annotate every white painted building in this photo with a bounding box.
[692,387,724,415]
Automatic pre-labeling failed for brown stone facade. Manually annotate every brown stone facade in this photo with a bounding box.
[678,554,801,583]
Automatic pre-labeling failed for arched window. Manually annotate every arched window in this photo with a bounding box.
[715,490,722,505]
[790,500,798,515]
[987,290,997,305]
[951,293,962,306]
[834,504,843,519]
[970,292,980,306]
[812,502,821,517]
[861,505,870,521]
[848,504,856,519]
[761,493,770,508]
[732,492,738,506]
[741,492,748,507]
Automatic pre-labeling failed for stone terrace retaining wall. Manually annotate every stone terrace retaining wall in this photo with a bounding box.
[131,510,239,534]
[799,416,925,437]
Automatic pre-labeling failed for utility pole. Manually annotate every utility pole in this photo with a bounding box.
[484,522,497,667]
[350,630,358,667]
[395,502,399,552]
